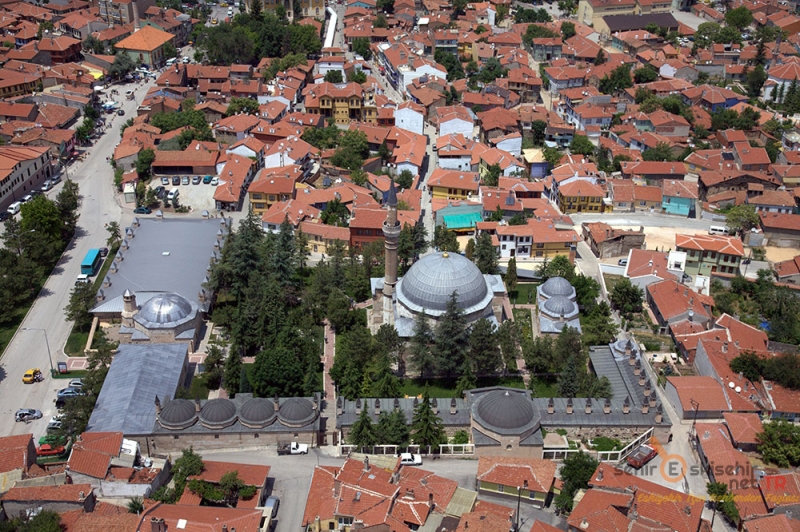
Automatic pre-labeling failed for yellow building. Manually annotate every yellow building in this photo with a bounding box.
[494,219,579,260]
[247,165,301,214]
[577,0,637,26]
[299,221,350,255]
[427,168,481,200]
[304,82,377,125]
[557,180,606,214]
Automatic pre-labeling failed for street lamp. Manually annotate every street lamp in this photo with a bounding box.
[515,480,528,532]
[22,327,54,375]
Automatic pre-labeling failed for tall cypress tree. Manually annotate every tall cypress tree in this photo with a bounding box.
[410,310,436,377]
[475,231,498,274]
[433,292,469,377]
[410,387,446,450]
[349,407,377,448]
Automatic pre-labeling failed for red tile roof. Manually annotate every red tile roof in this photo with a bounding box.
[775,255,800,279]
[477,456,556,493]
[743,514,800,532]
[647,279,712,322]
[1,483,93,503]
[456,510,513,532]
[0,434,33,475]
[249,165,301,195]
[114,25,174,52]
[675,233,744,257]
[723,412,763,446]
[760,472,800,512]
[67,432,122,479]
[428,168,481,192]
[666,376,732,412]
[760,212,800,232]
[695,423,753,487]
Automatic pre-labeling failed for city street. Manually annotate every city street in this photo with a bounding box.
[0,76,156,441]
[570,211,713,231]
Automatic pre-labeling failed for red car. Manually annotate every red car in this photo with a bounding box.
[36,444,66,457]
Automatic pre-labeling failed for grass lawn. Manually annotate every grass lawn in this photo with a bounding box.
[53,369,87,380]
[189,373,211,400]
[0,306,29,357]
[512,308,533,342]
[509,282,539,305]
[401,376,526,398]
[65,331,89,356]
[529,377,558,398]
[603,274,624,293]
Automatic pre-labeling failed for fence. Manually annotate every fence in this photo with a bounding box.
[339,443,475,457]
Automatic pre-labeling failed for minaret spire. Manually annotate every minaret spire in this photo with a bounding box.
[382,178,400,325]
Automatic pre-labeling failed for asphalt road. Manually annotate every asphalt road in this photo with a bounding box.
[0,77,154,441]
[569,211,714,231]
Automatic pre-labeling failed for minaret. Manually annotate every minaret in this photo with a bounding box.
[382,179,400,325]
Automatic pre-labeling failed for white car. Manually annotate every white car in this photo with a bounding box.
[210,177,219,186]
[399,453,422,466]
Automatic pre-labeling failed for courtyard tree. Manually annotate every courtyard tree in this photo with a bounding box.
[433,292,469,377]
[349,407,377,448]
[410,387,446,450]
[474,230,498,275]
[505,257,518,294]
[468,318,500,375]
[609,278,644,319]
[555,451,600,512]
[725,204,759,235]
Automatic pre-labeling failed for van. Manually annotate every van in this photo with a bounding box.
[75,274,90,285]
[166,58,176,66]
[7,201,21,215]
[708,225,729,236]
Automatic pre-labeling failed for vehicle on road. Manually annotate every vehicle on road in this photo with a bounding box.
[192,175,201,185]
[7,201,21,215]
[399,452,422,466]
[264,496,280,518]
[22,194,33,203]
[51,173,62,184]
[99,247,109,257]
[155,186,166,198]
[161,177,170,186]
[277,441,308,455]
[708,225,729,236]
[41,180,54,191]
[682,273,693,283]
[0,211,9,222]
[36,444,66,457]
[172,176,180,186]
[183,56,191,64]
[15,409,42,422]
[626,444,658,469]
[75,274,90,285]
[133,206,152,214]
[181,176,190,185]
[210,177,219,186]
[39,434,66,446]
[57,387,84,398]
[125,90,133,96]
[23,368,44,384]
[618,258,628,266]
[81,248,103,276]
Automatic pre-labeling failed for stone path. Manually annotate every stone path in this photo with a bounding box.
[321,319,336,417]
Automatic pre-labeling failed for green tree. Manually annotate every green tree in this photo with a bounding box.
[396,169,414,189]
[561,21,576,40]
[433,224,459,252]
[374,13,388,28]
[729,351,765,382]
[474,231,498,275]
[725,204,759,235]
[594,48,607,65]
[372,352,402,398]
[433,292,469,377]
[127,496,145,514]
[83,35,104,54]
[477,57,507,84]
[352,37,372,60]
[746,64,768,99]
[108,52,136,78]
[224,349,242,396]
[135,148,156,178]
[376,408,410,445]
[410,310,435,377]
[468,318,499,375]
[581,302,620,346]
[537,254,575,281]
[555,451,600,512]
[483,163,502,187]
[320,198,350,227]
[642,142,674,162]
[633,64,658,84]
[505,257,518,294]
[569,135,595,156]
[756,420,800,468]
[349,407,377,448]
[225,97,260,116]
[434,49,465,81]
[464,238,475,260]
[163,41,177,60]
[530,120,547,146]
[64,282,97,333]
[410,387,446,449]
[725,6,753,30]
[324,70,343,83]
[252,345,303,397]
[609,278,644,319]
[543,147,563,168]
[598,65,633,95]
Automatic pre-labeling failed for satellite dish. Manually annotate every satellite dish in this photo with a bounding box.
[728,382,735,389]
[735,386,742,393]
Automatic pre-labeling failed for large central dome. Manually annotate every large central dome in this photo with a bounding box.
[396,252,492,315]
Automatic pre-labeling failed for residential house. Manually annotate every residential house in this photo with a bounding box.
[665,376,755,420]
[300,221,350,254]
[113,25,174,68]
[303,82,377,125]
[723,412,763,452]
[775,255,800,284]
[476,456,557,508]
[213,155,256,211]
[732,142,771,173]
[482,219,578,260]
[0,434,37,489]
[186,460,271,508]
[394,101,425,135]
[0,484,96,517]
[556,180,606,214]
[647,279,713,329]
[767,62,800,96]
[760,212,800,248]
[248,165,302,214]
[675,233,744,277]
[531,38,563,62]
[543,65,586,96]
[662,179,698,217]
[0,146,53,212]
[694,424,757,489]
[349,207,417,249]
[427,168,481,200]
[623,248,682,290]
[261,200,320,233]
[213,113,261,145]
[681,84,747,112]
[746,189,795,214]
[582,222,644,258]
[435,105,475,138]
[577,0,637,26]
[99,0,157,26]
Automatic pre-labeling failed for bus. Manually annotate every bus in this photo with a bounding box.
[81,248,102,276]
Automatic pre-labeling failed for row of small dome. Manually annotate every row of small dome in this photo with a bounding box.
[157,397,317,430]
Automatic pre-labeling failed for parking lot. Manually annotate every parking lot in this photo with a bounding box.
[152,176,219,213]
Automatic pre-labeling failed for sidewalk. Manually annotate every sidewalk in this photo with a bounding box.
[321,320,336,417]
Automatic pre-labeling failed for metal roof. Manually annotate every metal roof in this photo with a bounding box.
[92,218,228,313]
[336,397,471,429]
[87,343,188,435]
[589,345,646,407]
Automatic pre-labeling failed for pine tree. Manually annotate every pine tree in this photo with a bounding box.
[410,387,446,450]
[455,360,476,397]
[349,407,377,448]
[594,48,607,65]
[464,238,476,260]
[372,353,402,398]
[505,257,518,295]
[410,310,436,377]
[223,348,242,397]
[474,231,498,274]
[433,292,469,377]
[468,318,500,375]
[377,409,410,446]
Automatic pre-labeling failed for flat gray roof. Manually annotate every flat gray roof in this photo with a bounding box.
[94,217,229,313]
[87,343,188,434]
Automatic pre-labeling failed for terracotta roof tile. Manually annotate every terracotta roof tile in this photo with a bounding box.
[477,456,556,493]
[723,412,763,446]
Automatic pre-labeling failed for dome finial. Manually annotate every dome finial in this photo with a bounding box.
[442,252,449,258]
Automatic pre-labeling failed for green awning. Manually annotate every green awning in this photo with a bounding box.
[442,212,482,230]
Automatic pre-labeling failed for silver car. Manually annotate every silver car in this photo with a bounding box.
[15,409,42,422]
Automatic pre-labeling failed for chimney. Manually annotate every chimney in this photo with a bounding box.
[363,456,370,472]
[274,395,280,412]
[634,359,642,376]
[655,404,663,424]
[195,399,201,412]
[337,397,343,416]
[604,397,611,414]
[684,288,688,297]
[79,491,85,500]
[432,398,439,415]
[585,398,592,414]
[641,398,650,414]
[222,526,228,532]
[374,398,380,415]
[547,397,554,414]
[355,398,362,414]
[628,350,636,366]
[639,372,646,387]
[154,395,161,415]
[96,289,105,303]
[623,396,630,414]
[625,339,633,356]
[566,398,573,414]
[450,398,457,415]
[596,468,604,481]
[722,342,728,353]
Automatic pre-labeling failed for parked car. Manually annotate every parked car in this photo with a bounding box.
[39,434,66,446]
[99,247,109,257]
[57,387,84,398]
[181,176,190,185]
[627,444,658,469]
[172,176,180,186]
[36,444,66,457]
[203,175,213,184]
[41,180,54,191]
[399,452,422,466]
[15,409,42,422]
[682,273,693,283]
[192,175,201,185]
[21,194,33,203]
[46,419,62,433]
[22,368,44,384]
[210,177,219,186]
[51,173,62,184]
[264,496,280,518]
[117,109,125,116]
[0,212,9,222]
[133,206,152,214]
[618,259,628,266]
[161,177,170,186]
[167,189,180,202]
[68,378,84,389]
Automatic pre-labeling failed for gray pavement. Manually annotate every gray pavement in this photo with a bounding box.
[569,211,713,231]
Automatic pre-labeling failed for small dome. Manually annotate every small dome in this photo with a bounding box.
[137,293,193,325]
[474,389,538,432]
[543,295,577,316]
[540,277,575,298]
[199,399,237,429]
[240,398,276,428]
[396,252,492,316]
[278,397,317,427]
[159,399,197,430]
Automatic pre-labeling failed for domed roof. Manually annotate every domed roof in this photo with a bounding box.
[278,397,317,427]
[540,277,575,298]
[136,293,194,325]
[159,399,197,429]
[240,398,276,428]
[473,389,539,434]
[199,399,237,428]
[543,295,577,316]
[396,252,492,316]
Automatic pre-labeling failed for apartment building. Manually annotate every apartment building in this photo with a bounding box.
[675,233,744,277]
[0,146,53,211]
[304,82,377,125]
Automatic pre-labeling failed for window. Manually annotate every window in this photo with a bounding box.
[640,201,647,206]
[498,485,505,493]
[536,243,544,248]
[618,202,627,207]
[565,242,571,248]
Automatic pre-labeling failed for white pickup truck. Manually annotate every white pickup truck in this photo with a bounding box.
[277,441,309,455]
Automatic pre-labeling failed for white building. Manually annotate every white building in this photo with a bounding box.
[394,101,425,135]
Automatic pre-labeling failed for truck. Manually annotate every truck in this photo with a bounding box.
[277,441,308,455]
[626,444,658,469]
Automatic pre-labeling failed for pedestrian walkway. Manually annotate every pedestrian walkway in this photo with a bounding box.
[321,320,336,418]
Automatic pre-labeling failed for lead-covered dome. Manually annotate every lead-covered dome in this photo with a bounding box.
[278,397,317,427]
[540,277,575,299]
[199,399,237,429]
[473,389,540,434]
[542,295,577,317]
[396,252,492,316]
[136,293,193,325]
[159,399,197,430]
[240,398,276,428]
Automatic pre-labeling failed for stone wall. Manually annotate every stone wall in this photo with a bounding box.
[136,430,318,455]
